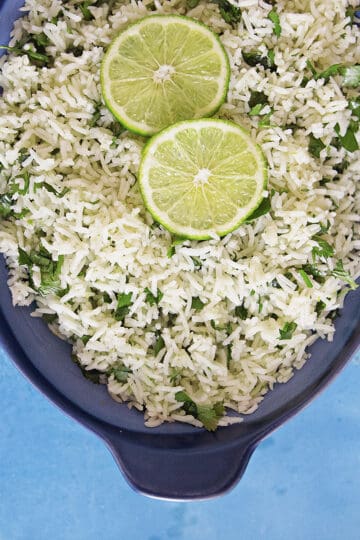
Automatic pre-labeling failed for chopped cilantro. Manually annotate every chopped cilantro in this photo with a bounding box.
[249,91,269,109]
[114,292,133,321]
[334,122,359,153]
[33,32,50,48]
[175,391,225,431]
[258,111,273,127]
[72,355,103,384]
[279,321,297,340]
[167,235,185,257]
[18,148,30,163]
[268,8,281,37]
[316,63,342,82]
[308,134,326,158]
[0,29,52,67]
[235,304,248,319]
[302,264,325,284]
[42,313,57,324]
[41,182,70,198]
[331,260,358,290]
[50,10,63,25]
[187,0,200,7]
[191,296,206,311]
[144,287,163,306]
[1,172,31,219]
[244,197,271,222]
[169,368,182,385]
[226,344,232,367]
[67,45,84,57]
[110,121,125,138]
[153,332,165,356]
[318,221,331,234]
[315,300,326,315]
[218,0,242,27]
[191,256,202,269]
[0,193,14,219]
[108,363,132,383]
[79,1,94,21]
[90,101,102,127]
[18,246,65,296]
[298,269,313,288]
[102,292,112,303]
[312,235,334,260]
[346,6,360,25]
[303,62,360,88]
[249,103,264,116]
[242,49,276,71]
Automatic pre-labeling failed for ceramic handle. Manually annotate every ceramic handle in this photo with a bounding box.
[106,433,256,500]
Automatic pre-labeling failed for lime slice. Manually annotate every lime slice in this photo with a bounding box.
[101,15,230,136]
[139,119,268,240]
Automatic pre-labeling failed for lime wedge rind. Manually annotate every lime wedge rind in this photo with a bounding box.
[101,15,230,136]
[139,119,268,240]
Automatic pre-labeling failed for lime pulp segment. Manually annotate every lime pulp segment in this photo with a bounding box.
[139,119,268,239]
[101,15,230,136]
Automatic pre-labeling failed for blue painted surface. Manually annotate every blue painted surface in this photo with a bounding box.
[1,345,359,540]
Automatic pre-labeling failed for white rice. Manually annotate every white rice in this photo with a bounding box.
[0,0,359,429]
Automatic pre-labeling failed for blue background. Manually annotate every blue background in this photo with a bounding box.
[0,346,359,540]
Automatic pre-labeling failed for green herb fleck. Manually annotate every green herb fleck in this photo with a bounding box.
[169,368,182,385]
[114,292,133,321]
[191,296,206,311]
[242,49,276,71]
[153,332,165,356]
[79,1,94,21]
[308,134,326,158]
[331,260,358,290]
[311,235,334,260]
[302,264,325,285]
[249,91,268,109]
[244,197,271,222]
[18,246,65,296]
[72,355,103,384]
[218,0,242,27]
[167,235,185,257]
[235,304,248,319]
[67,45,84,57]
[108,363,132,383]
[249,103,264,116]
[268,8,281,37]
[334,122,359,153]
[279,321,297,340]
[90,101,102,127]
[315,300,326,315]
[41,182,70,198]
[191,256,202,269]
[346,6,360,25]
[42,313,57,324]
[144,287,163,306]
[299,269,313,288]
[175,391,225,431]
[0,193,14,218]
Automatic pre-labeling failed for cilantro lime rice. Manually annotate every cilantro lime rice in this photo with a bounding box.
[0,0,359,430]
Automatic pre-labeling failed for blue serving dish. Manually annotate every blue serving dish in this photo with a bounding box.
[1,0,359,500]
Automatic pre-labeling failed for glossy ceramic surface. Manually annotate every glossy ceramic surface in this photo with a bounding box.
[0,0,359,500]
